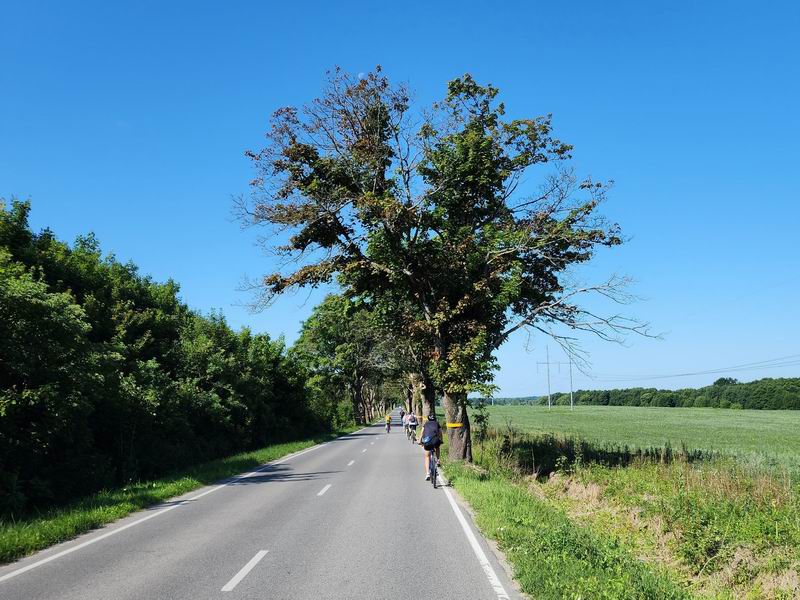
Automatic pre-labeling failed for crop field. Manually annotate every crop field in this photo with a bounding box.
[485,405,800,468]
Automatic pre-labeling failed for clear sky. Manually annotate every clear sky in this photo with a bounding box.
[2,1,799,396]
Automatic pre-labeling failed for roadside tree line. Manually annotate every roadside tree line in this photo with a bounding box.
[1,66,642,517]
[0,201,395,516]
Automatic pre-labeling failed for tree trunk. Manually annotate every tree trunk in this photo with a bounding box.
[442,390,472,462]
[404,380,413,414]
[407,372,425,417]
[352,381,365,425]
[420,372,436,418]
[365,384,376,423]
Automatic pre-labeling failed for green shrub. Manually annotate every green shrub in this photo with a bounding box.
[0,200,324,516]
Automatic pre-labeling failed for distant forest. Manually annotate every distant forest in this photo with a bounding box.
[481,377,800,410]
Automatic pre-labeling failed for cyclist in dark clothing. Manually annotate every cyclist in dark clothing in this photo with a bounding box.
[419,414,443,481]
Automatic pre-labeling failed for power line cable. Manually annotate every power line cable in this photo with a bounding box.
[584,353,800,383]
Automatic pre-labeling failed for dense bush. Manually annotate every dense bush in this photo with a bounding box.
[0,200,323,515]
[481,377,800,409]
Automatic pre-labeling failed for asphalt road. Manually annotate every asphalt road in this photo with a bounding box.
[0,411,520,599]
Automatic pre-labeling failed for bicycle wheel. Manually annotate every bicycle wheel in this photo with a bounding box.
[430,460,437,488]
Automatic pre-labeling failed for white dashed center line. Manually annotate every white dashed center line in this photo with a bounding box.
[221,550,268,592]
[317,484,332,497]
[347,460,355,466]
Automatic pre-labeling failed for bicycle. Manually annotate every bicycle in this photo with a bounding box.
[429,448,438,488]
[385,420,391,433]
[407,425,417,443]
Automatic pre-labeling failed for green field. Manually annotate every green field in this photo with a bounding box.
[486,405,800,468]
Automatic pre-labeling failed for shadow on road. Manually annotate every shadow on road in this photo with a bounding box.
[227,465,342,485]
[327,432,379,441]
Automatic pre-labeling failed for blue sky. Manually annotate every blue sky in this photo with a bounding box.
[2,1,799,396]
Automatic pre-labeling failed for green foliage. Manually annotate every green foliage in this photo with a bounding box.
[244,68,640,458]
[482,377,800,410]
[0,199,323,516]
[471,399,490,442]
[291,294,403,425]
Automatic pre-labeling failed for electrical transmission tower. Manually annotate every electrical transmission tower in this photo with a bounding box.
[536,348,575,410]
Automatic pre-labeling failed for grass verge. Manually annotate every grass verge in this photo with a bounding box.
[0,427,360,565]
[444,428,800,599]
[444,459,689,599]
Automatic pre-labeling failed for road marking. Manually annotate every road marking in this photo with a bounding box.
[188,484,226,501]
[442,482,510,600]
[0,503,183,584]
[347,460,355,466]
[0,426,376,585]
[317,484,332,496]
[362,448,367,453]
[189,443,329,503]
[221,550,268,592]
[370,441,374,445]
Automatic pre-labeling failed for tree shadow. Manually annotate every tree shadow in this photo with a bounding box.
[227,465,341,485]
[327,432,377,441]
[495,432,716,479]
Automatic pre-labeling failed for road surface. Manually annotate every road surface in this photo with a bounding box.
[0,411,520,599]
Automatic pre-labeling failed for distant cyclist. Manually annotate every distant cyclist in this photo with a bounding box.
[399,408,405,422]
[407,412,418,441]
[418,413,442,480]
[384,413,391,433]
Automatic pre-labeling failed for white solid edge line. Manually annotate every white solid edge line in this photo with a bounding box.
[0,425,373,585]
[347,460,355,466]
[221,549,268,592]
[317,484,332,496]
[442,482,511,600]
[0,503,182,584]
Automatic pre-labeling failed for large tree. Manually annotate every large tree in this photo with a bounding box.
[239,67,647,460]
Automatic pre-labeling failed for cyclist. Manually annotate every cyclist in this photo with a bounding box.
[399,408,405,423]
[407,412,418,441]
[418,413,442,481]
[384,413,391,433]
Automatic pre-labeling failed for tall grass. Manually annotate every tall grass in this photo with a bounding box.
[445,459,689,599]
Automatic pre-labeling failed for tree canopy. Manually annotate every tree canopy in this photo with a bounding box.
[240,68,647,459]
